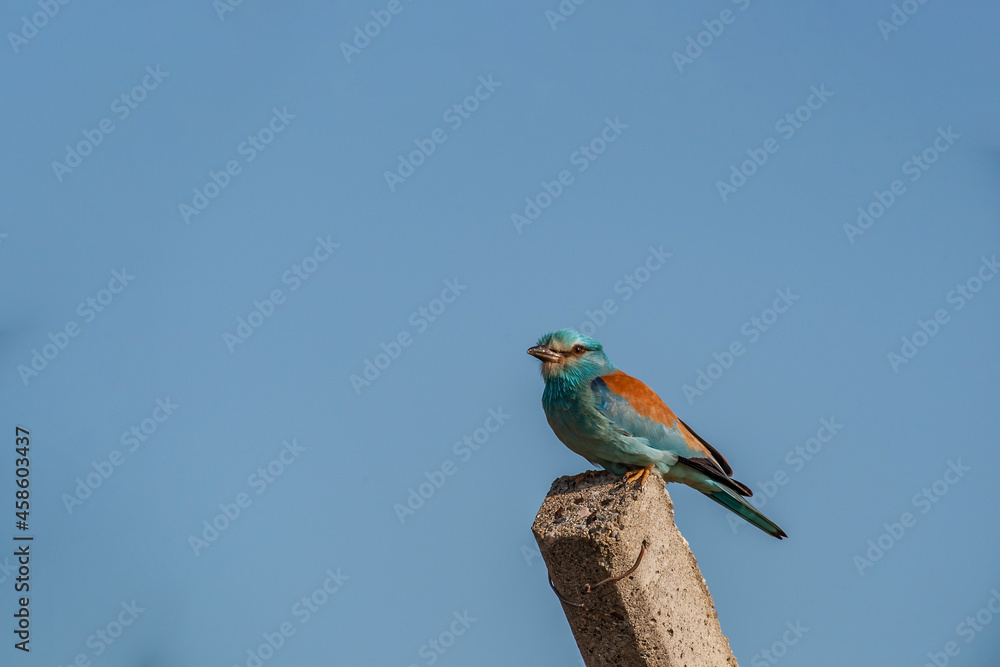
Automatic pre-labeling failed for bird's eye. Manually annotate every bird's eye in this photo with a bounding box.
[573,345,586,354]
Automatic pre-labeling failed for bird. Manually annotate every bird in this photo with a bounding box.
[527,328,786,539]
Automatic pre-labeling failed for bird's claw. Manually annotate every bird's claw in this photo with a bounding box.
[622,465,654,486]
[569,470,601,486]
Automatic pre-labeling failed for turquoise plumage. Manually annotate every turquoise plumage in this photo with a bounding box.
[528,329,786,539]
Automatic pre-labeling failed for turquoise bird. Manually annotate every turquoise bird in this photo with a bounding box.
[527,329,786,539]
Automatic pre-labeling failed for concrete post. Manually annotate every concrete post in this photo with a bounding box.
[532,471,739,667]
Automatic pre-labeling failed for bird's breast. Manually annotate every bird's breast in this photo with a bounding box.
[543,393,617,457]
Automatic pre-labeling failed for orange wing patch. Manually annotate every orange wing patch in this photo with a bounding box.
[600,370,713,458]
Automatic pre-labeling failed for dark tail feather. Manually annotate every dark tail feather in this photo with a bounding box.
[704,485,787,539]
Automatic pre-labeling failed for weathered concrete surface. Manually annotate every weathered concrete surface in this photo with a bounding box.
[532,471,739,667]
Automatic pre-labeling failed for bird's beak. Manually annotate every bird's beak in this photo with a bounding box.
[527,345,562,363]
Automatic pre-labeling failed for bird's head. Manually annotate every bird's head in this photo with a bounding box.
[527,329,614,383]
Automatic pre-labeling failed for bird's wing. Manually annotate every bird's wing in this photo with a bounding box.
[676,417,733,476]
[592,370,751,496]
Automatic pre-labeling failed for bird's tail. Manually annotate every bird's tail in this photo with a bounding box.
[702,484,787,539]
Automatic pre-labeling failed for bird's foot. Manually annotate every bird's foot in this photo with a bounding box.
[569,470,601,486]
[622,465,654,486]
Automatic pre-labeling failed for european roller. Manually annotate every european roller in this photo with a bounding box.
[527,329,786,539]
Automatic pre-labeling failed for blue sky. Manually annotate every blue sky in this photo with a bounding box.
[2,1,999,666]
